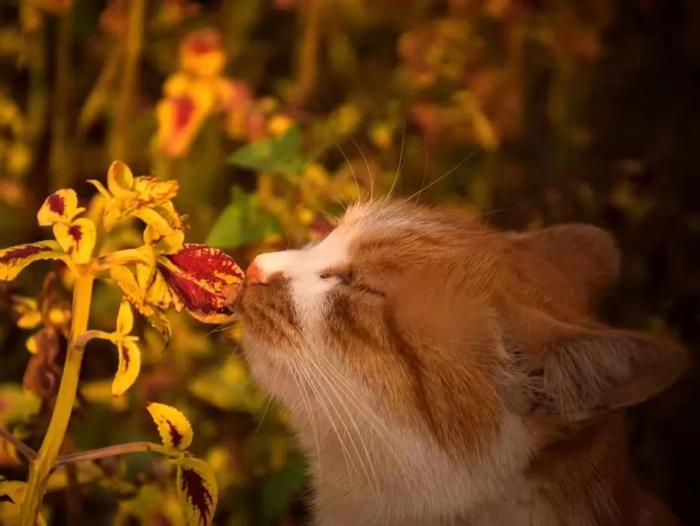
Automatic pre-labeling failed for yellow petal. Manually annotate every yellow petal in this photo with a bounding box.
[87,179,111,199]
[174,457,218,526]
[116,300,134,335]
[146,271,179,311]
[11,296,41,329]
[52,218,96,264]
[131,177,179,205]
[155,89,212,157]
[0,241,67,281]
[111,265,146,310]
[146,402,193,451]
[37,189,84,226]
[107,160,135,197]
[26,334,38,354]
[111,337,141,396]
[180,28,226,77]
[47,307,70,327]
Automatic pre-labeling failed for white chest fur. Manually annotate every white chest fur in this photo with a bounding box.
[282,379,538,525]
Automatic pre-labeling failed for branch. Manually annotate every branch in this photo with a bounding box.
[56,441,169,466]
[0,424,37,461]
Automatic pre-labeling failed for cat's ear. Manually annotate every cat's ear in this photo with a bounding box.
[510,224,620,301]
[509,308,688,422]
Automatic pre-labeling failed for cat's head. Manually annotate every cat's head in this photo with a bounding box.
[238,200,686,468]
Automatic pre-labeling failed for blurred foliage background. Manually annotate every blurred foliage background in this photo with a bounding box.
[0,0,698,524]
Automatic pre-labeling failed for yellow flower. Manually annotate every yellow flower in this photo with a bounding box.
[37,189,84,227]
[52,218,97,265]
[156,74,218,157]
[110,244,243,340]
[11,296,42,330]
[86,301,141,396]
[179,28,226,77]
[37,189,96,265]
[89,161,180,233]
[267,114,293,136]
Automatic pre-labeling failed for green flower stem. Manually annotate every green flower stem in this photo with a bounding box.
[19,272,94,526]
[56,441,171,466]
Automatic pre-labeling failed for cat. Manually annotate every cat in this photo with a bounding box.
[237,200,687,526]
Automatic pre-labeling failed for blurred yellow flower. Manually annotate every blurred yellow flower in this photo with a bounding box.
[180,28,226,77]
[156,75,217,158]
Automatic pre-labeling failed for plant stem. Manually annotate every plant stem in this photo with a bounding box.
[110,0,146,163]
[0,424,37,461]
[50,10,75,190]
[19,273,94,526]
[292,0,324,109]
[56,441,170,466]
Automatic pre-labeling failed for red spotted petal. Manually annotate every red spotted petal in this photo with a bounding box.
[157,244,243,323]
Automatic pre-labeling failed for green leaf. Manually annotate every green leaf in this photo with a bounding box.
[188,357,266,412]
[261,450,308,526]
[205,187,280,249]
[227,126,306,175]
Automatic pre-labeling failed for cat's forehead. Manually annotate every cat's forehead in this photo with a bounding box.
[336,201,491,266]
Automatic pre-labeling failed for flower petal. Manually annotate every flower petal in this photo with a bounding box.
[11,296,42,329]
[146,402,193,451]
[112,338,141,396]
[110,265,173,345]
[110,265,145,308]
[0,241,67,281]
[116,300,134,335]
[37,189,84,226]
[107,160,135,197]
[180,28,226,77]
[156,78,215,158]
[132,177,179,205]
[158,244,243,324]
[87,179,111,199]
[175,457,218,526]
[52,218,96,264]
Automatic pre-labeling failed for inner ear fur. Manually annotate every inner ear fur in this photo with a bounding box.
[506,306,688,422]
[510,223,620,303]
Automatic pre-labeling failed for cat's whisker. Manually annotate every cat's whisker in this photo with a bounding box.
[405,151,476,203]
[387,117,407,200]
[350,137,373,203]
[251,362,283,438]
[308,349,410,474]
[336,143,361,206]
[295,348,375,486]
[289,352,325,482]
[301,350,383,493]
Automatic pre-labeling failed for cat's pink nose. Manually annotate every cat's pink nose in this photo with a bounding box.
[246,261,265,285]
[246,259,282,285]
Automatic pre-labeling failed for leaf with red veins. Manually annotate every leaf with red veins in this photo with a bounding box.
[0,241,68,281]
[146,402,193,451]
[175,457,218,526]
[158,244,243,324]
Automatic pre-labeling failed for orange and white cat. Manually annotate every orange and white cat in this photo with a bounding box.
[238,201,687,526]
